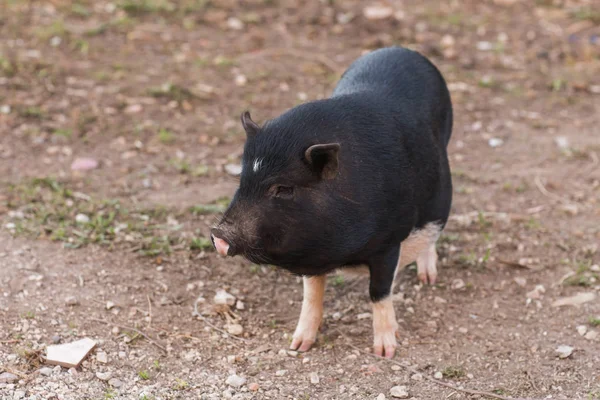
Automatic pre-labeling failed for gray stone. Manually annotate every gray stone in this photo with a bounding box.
[108,378,122,388]
[0,372,18,383]
[390,385,409,398]
[39,367,53,377]
[225,374,246,388]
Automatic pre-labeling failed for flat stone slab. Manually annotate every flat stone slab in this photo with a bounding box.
[46,338,97,368]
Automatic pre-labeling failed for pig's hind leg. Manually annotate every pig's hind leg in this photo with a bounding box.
[290,275,326,352]
[369,246,402,358]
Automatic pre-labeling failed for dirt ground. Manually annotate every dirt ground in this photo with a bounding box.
[1,0,599,399]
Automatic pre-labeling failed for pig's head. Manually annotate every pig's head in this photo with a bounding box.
[211,109,342,273]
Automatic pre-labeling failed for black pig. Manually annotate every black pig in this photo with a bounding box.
[211,47,453,358]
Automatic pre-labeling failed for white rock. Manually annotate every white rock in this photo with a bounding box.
[411,373,423,381]
[39,367,53,377]
[234,74,247,87]
[287,350,298,357]
[451,279,465,290]
[108,378,122,388]
[225,374,246,388]
[357,313,371,320]
[458,327,468,334]
[434,296,447,304]
[440,34,455,48]
[376,394,386,400]
[576,325,587,336]
[488,138,504,148]
[585,331,598,341]
[390,385,409,398]
[227,17,244,30]
[0,372,18,383]
[363,4,394,20]
[226,324,243,336]
[224,164,242,176]
[96,371,112,381]
[591,264,600,272]
[106,301,115,310]
[75,214,90,224]
[391,365,401,371]
[275,369,287,377]
[13,390,25,399]
[477,41,493,51]
[235,300,245,310]
[50,36,62,47]
[310,372,320,384]
[434,371,443,379]
[0,105,10,114]
[554,136,569,149]
[96,351,108,364]
[555,345,574,359]
[214,289,236,306]
[65,296,79,306]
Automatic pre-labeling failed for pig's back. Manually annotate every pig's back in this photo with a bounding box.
[332,47,452,148]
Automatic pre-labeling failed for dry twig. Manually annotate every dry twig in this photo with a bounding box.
[239,48,341,73]
[89,318,167,353]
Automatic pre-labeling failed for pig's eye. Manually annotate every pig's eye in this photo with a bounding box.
[272,185,294,199]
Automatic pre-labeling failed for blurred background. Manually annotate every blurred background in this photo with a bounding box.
[0,1,599,399]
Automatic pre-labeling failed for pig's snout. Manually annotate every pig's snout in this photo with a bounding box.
[210,229,232,257]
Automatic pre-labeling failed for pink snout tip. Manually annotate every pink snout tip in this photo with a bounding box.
[212,234,230,256]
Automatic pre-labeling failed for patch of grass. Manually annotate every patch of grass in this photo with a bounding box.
[173,378,188,390]
[477,211,492,230]
[153,360,160,370]
[525,217,541,230]
[189,197,230,215]
[331,275,345,287]
[70,3,91,17]
[158,128,175,144]
[36,20,68,40]
[442,366,466,379]
[564,260,597,287]
[169,158,191,174]
[119,0,175,15]
[148,83,196,103]
[53,128,72,138]
[138,370,150,380]
[572,8,600,24]
[589,316,600,327]
[213,55,237,68]
[250,264,260,274]
[551,78,565,92]
[20,106,45,119]
[104,389,116,399]
[190,237,213,251]
[0,55,16,77]
[22,311,35,319]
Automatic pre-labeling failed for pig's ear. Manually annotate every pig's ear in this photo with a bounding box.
[304,143,340,180]
[241,111,260,138]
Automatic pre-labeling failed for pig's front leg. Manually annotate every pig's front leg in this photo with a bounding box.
[369,246,401,358]
[290,275,326,352]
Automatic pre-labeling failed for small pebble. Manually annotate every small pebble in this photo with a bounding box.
[96,371,112,381]
[576,325,587,336]
[65,296,79,306]
[0,372,18,383]
[224,164,242,176]
[248,382,260,391]
[108,378,122,388]
[363,5,393,20]
[467,373,474,379]
[39,367,53,377]
[377,394,386,400]
[96,352,108,364]
[585,331,598,341]
[13,390,25,399]
[390,385,409,398]
[235,300,245,310]
[434,296,447,304]
[227,17,244,30]
[75,214,90,224]
[391,365,401,371]
[106,301,115,310]
[411,373,423,381]
[310,372,320,384]
[51,335,61,344]
[451,279,465,290]
[434,371,443,379]
[488,138,504,148]
[556,345,574,359]
[275,370,287,377]
[226,323,243,336]
[287,351,298,357]
[225,374,246,388]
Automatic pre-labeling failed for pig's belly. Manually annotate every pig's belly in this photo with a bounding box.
[337,222,442,279]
